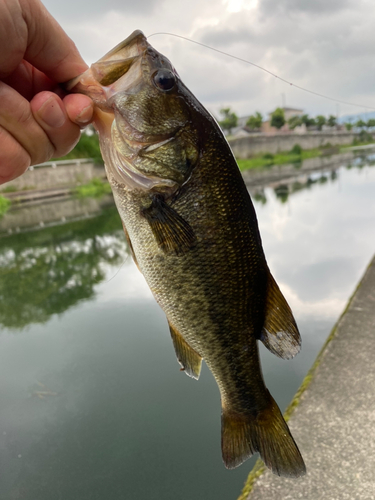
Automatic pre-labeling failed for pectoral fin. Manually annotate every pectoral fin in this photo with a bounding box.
[260,271,301,360]
[141,195,196,255]
[168,321,202,380]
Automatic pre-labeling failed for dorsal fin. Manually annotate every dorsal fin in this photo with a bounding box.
[168,321,202,380]
[259,271,301,360]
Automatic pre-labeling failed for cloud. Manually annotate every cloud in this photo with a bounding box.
[43,0,375,118]
[45,0,159,21]
[260,0,356,15]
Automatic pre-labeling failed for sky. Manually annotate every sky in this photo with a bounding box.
[43,0,375,121]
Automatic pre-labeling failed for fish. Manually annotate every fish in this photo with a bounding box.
[67,30,306,477]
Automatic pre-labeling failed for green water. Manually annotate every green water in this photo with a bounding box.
[0,158,374,499]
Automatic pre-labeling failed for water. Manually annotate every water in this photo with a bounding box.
[0,158,374,499]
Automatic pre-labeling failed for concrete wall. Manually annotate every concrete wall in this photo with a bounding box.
[242,151,354,192]
[229,131,357,158]
[2,160,105,192]
[0,195,113,234]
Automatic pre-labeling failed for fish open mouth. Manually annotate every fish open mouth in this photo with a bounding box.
[65,30,148,108]
[66,31,179,192]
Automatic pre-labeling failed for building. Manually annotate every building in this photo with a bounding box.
[262,107,305,135]
[278,107,304,122]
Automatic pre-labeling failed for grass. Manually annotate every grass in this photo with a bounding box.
[0,196,11,217]
[0,185,36,195]
[56,132,103,163]
[237,148,321,171]
[1,185,17,193]
[73,178,112,198]
[342,140,375,149]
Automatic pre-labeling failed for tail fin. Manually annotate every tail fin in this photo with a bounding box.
[221,392,306,477]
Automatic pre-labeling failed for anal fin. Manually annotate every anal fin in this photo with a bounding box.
[141,195,196,255]
[260,271,301,360]
[168,321,202,380]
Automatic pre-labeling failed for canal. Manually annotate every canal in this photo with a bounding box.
[0,153,374,499]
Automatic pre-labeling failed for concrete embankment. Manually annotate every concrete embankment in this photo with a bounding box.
[240,255,375,500]
[0,195,114,235]
[0,160,113,235]
[241,151,354,192]
[229,131,357,158]
[1,159,105,195]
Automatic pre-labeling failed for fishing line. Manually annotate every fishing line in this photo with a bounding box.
[148,32,375,112]
[99,256,129,284]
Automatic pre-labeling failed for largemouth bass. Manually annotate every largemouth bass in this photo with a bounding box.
[67,30,305,477]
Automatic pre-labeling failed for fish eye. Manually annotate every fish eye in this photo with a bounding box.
[153,69,176,91]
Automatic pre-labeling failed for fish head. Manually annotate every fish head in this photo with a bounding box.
[67,30,200,192]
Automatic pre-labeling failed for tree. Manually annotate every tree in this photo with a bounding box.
[270,108,285,129]
[288,115,302,130]
[366,119,375,129]
[356,119,366,128]
[345,122,353,131]
[327,115,337,128]
[300,114,316,128]
[59,130,102,162]
[246,112,263,130]
[316,115,326,130]
[219,107,238,134]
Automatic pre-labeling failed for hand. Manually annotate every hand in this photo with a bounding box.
[0,0,94,185]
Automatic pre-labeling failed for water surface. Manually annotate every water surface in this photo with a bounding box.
[0,157,374,499]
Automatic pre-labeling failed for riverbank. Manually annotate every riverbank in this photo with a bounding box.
[229,130,359,158]
[0,159,104,195]
[237,147,322,171]
[241,150,354,193]
[0,149,368,234]
[236,139,375,171]
[240,254,375,500]
[0,194,114,236]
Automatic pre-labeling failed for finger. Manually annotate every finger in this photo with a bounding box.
[63,94,94,127]
[20,0,88,82]
[2,60,55,100]
[0,127,30,185]
[0,81,54,166]
[0,0,27,77]
[31,92,82,158]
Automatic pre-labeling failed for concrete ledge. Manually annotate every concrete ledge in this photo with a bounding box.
[239,254,375,500]
[0,159,105,192]
[229,132,357,158]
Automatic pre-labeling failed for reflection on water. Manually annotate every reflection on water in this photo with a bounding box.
[0,208,127,328]
[0,157,374,500]
[253,163,346,205]
[0,195,115,236]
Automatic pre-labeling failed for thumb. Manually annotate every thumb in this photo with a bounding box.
[20,0,88,82]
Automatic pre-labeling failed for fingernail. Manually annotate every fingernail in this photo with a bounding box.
[38,97,66,128]
[76,104,93,125]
